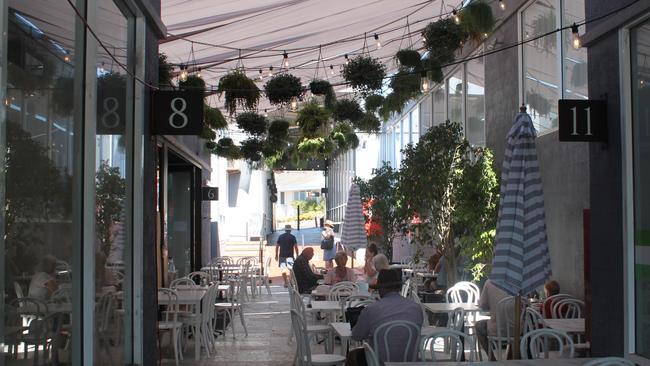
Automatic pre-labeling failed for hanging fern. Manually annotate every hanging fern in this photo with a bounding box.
[264,74,304,105]
[379,92,411,121]
[342,55,386,95]
[395,49,422,69]
[213,138,242,160]
[179,75,206,92]
[422,18,467,66]
[158,53,173,87]
[333,99,364,123]
[216,70,261,115]
[364,94,385,113]
[309,79,333,95]
[460,1,495,42]
[200,126,217,141]
[240,138,265,162]
[204,105,228,130]
[267,119,290,141]
[390,70,421,96]
[353,113,381,133]
[296,102,330,138]
[236,112,267,135]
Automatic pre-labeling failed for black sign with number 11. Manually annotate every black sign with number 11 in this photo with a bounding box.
[558,99,607,142]
[151,90,203,135]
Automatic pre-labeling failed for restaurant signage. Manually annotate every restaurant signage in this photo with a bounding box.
[202,186,218,201]
[97,88,126,135]
[558,99,607,142]
[152,90,203,135]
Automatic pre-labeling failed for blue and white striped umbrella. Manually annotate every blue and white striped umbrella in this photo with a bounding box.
[341,183,368,252]
[490,112,552,296]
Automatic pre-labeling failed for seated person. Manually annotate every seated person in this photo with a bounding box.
[351,269,423,364]
[363,243,378,279]
[423,251,443,291]
[292,247,324,294]
[475,279,509,360]
[28,255,59,301]
[542,279,561,318]
[324,251,356,285]
[367,254,390,286]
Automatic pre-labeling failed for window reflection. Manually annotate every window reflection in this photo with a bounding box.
[448,70,463,125]
[466,57,485,146]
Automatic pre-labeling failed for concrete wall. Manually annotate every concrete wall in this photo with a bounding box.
[485,9,589,300]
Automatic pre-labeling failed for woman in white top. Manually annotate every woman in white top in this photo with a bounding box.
[324,252,356,285]
[28,255,59,300]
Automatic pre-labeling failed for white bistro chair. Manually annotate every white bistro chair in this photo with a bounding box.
[520,328,575,359]
[290,309,345,366]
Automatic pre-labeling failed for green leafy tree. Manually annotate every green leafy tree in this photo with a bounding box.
[95,161,126,258]
[354,163,404,260]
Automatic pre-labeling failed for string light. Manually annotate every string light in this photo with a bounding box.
[196,68,201,78]
[179,65,188,82]
[344,54,350,65]
[330,65,335,75]
[283,51,289,68]
[452,9,460,24]
[499,0,506,11]
[571,23,581,49]
[374,33,381,49]
[268,66,274,78]
[259,68,264,80]
[63,53,71,62]
[263,109,269,117]
[290,97,298,111]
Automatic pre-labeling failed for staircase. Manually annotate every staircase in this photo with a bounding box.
[221,241,264,261]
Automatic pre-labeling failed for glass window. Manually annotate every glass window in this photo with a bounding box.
[562,0,588,100]
[94,1,132,362]
[466,56,486,146]
[433,86,446,126]
[522,0,559,134]
[630,20,650,359]
[448,69,464,126]
[401,117,410,148]
[419,94,431,134]
[411,105,420,145]
[3,0,78,361]
[394,122,401,167]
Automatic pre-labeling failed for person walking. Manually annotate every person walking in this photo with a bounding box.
[275,224,299,288]
[321,220,336,269]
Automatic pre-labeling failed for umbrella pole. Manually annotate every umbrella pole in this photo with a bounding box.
[513,294,521,359]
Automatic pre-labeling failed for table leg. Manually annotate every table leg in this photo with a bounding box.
[195,303,201,361]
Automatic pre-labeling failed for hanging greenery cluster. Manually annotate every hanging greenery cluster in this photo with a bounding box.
[333,99,364,123]
[296,102,330,138]
[236,112,268,135]
[179,75,206,91]
[342,55,386,95]
[216,70,261,115]
[364,94,384,113]
[214,138,241,160]
[310,79,337,110]
[459,1,496,41]
[264,74,304,106]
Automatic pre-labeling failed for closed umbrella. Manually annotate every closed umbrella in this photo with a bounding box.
[340,183,368,264]
[489,109,552,357]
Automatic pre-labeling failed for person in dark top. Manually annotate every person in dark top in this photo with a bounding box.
[293,247,323,294]
[275,224,299,287]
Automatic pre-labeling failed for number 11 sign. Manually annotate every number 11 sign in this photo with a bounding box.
[558,99,607,142]
[151,90,203,135]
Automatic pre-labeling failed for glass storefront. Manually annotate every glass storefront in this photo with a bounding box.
[466,56,485,146]
[447,69,464,125]
[630,19,650,360]
[1,1,146,364]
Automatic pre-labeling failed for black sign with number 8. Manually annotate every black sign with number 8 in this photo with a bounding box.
[97,87,126,135]
[152,90,203,135]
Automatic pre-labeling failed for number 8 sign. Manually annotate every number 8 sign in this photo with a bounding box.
[152,90,203,135]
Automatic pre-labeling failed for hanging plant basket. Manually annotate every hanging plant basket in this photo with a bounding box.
[309,79,333,96]
[460,1,495,42]
[420,58,444,83]
[395,49,422,69]
[240,138,265,162]
[216,71,261,115]
[331,123,359,150]
[214,138,242,160]
[264,73,304,106]
[204,105,228,130]
[379,92,411,121]
[200,126,217,141]
[422,18,467,66]
[525,91,552,116]
[236,112,268,135]
[333,99,364,123]
[158,53,173,87]
[390,70,421,96]
[364,94,385,113]
[179,74,206,92]
[296,102,330,138]
[267,119,290,141]
[353,113,381,133]
[342,55,386,95]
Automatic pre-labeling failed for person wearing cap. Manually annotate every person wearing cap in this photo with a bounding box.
[322,219,336,269]
[275,224,299,288]
[292,247,324,294]
[350,269,423,364]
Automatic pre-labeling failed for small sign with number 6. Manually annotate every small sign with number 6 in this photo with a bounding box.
[152,90,203,135]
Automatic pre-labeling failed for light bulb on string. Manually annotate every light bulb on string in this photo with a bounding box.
[268,66,274,78]
[345,54,350,65]
[263,109,269,118]
[283,51,289,68]
[330,65,335,75]
[452,9,460,24]
[179,65,188,82]
[196,68,201,78]
[420,71,429,93]
[259,69,264,80]
[571,23,581,49]
[499,0,506,11]
[374,33,381,49]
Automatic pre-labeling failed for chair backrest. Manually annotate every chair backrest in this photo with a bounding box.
[14,281,24,299]
[201,283,220,322]
[400,278,412,298]
[448,307,465,331]
[96,291,117,333]
[419,328,470,361]
[520,328,575,359]
[583,357,636,366]
[446,282,478,304]
[288,269,298,290]
[290,309,312,365]
[523,307,546,334]
[328,281,358,301]
[553,298,584,319]
[10,297,49,320]
[543,293,574,318]
[409,289,430,326]
[289,287,307,318]
[187,271,209,284]
[454,281,480,302]
[170,277,196,288]
[159,288,178,323]
[372,320,421,364]
[495,296,516,340]
[363,341,381,366]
